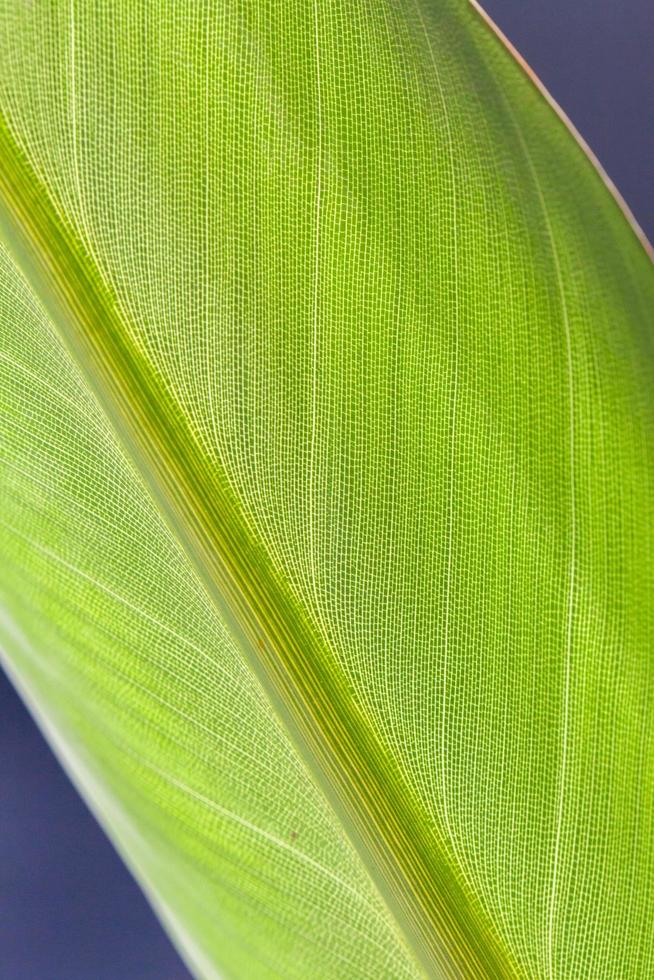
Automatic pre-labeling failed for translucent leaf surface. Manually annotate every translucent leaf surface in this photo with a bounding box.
[0,1,652,977]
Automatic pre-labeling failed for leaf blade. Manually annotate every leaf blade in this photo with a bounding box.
[1,1,653,977]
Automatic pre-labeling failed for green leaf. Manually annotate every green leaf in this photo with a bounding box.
[0,1,652,977]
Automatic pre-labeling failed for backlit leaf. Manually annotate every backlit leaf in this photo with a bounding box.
[0,2,652,976]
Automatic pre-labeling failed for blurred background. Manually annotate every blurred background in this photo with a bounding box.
[1,2,651,977]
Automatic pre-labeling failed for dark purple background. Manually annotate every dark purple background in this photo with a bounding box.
[1,3,652,977]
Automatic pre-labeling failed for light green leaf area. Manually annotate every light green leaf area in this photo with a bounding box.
[0,2,653,978]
